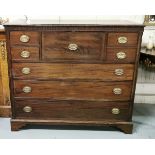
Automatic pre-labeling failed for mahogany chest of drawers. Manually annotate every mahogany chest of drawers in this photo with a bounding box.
[5,22,144,133]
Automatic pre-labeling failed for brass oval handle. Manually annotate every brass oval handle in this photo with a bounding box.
[113,88,122,95]
[23,106,32,113]
[112,108,120,115]
[20,35,30,43]
[23,86,31,93]
[20,50,30,58]
[22,67,31,74]
[68,43,78,51]
[116,52,126,59]
[118,36,128,44]
[115,69,124,76]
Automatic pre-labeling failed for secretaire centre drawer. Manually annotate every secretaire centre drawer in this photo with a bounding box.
[42,32,105,61]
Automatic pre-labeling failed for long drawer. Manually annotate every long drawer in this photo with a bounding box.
[14,99,130,121]
[14,81,132,101]
[12,63,134,81]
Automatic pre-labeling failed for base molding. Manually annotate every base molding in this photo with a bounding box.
[0,106,11,117]
[11,119,133,134]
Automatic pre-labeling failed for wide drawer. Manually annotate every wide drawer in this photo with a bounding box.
[10,31,40,45]
[108,33,138,46]
[12,63,134,81]
[42,32,105,61]
[14,81,132,101]
[14,99,130,121]
[11,47,39,61]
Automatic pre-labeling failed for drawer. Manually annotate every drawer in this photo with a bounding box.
[11,47,39,61]
[12,63,134,81]
[106,48,137,63]
[42,32,105,62]
[10,31,40,45]
[14,81,132,101]
[108,33,138,46]
[14,99,130,121]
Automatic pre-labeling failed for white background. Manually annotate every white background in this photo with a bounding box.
[0,0,155,154]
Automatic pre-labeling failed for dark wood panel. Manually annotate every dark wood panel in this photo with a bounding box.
[12,63,134,81]
[11,47,39,61]
[106,48,137,63]
[42,32,105,61]
[108,33,138,46]
[14,99,130,121]
[14,81,132,101]
[10,31,40,45]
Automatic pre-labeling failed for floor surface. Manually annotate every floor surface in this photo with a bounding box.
[0,103,155,139]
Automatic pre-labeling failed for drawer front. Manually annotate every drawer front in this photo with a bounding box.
[14,99,130,121]
[11,47,39,61]
[108,33,138,46]
[106,48,137,63]
[42,32,105,61]
[10,31,40,45]
[12,63,134,81]
[14,81,132,101]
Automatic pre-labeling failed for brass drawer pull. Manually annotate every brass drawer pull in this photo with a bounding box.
[115,69,124,76]
[112,108,120,115]
[23,106,32,113]
[22,67,31,74]
[116,52,126,59]
[21,50,30,58]
[118,36,128,44]
[23,86,31,93]
[113,88,122,95]
[20,35,30,43]
[68,43,78,51]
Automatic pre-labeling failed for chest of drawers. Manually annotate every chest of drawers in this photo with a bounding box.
[5,22,144,133]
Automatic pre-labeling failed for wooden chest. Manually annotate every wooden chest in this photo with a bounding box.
[5,22,144,133]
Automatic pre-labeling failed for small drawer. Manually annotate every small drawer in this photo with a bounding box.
[42,32,105,62]
[12,63,134,81]
[107,33,138,46]
[106,48,137,63]
[14,99,130,121]
[11,47,39,61]
[10,31,40,45]
[14,81,132,101]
